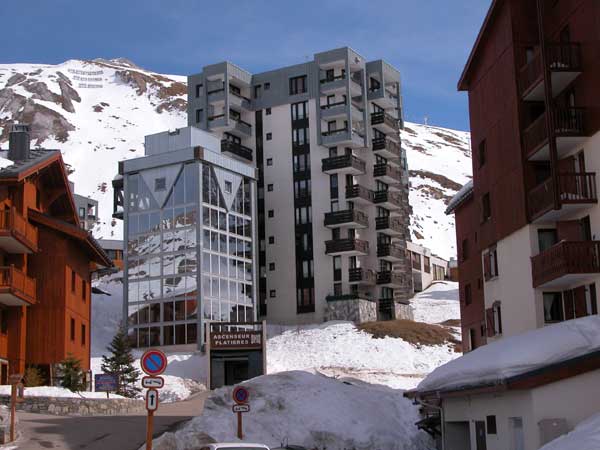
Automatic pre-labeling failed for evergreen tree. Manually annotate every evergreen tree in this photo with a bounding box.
[59,354,86,391]
[101,328,141,398]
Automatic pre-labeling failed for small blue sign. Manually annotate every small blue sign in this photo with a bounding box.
[95,373,119,392]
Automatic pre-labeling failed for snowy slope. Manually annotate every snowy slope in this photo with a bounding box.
[0,59,470,259]
[540,413,600,450]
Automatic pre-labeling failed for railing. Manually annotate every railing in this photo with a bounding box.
[531,240,600,288]
[324,209,369,228]
[373,163,401,181]
[349,268,376,284]
[320,74,346,84]
[322,127,349,137]
[528,173,597,219]
[377,243,404,259]
[229,88,251,103]
[325,238,369,255]
[377,271,404,286]
[373,190,402,207]
[0,266,36,304]
[0,208,38,250]
[375,216,403,232]
[523,107,586,157]
[346,184,374,203]
[208,114,225,122]
[326,293,373,302]
[371,111,399,130]
[519,42,582,96]
[220,140,253,161]
[372,137,401,157]
[321,100,347,110]
[322,154,366,173]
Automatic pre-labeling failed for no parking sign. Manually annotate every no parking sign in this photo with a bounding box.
[141,349,167,376]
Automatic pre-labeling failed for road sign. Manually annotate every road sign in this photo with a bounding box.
[141,349,168,376]
[146,389,159,411]
[95,374,119,392]
[142,376,164,389]
[232,404,250,413]
[232,386,249,405]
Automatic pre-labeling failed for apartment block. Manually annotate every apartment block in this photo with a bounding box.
[448,0,600,349]
[406,241,448,293]
[69,182,98,232]
[187,47,412,325]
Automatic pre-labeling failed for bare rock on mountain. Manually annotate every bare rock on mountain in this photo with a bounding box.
[114,69,186,113]
[409,170,463,192]
[6,73,25,87]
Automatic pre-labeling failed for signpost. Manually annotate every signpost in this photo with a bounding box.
[8,374,23,443]
[140,349,167,450]
[94,373,119,398]
[232,386,250,439]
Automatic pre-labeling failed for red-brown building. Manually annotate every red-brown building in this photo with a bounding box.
[0,124,111,382]
[448,0,600,351]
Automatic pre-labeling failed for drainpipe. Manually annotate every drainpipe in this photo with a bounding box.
[415,396,446,450]
[536,0,561,211]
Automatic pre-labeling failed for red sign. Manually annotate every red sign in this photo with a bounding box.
[233,386,250,405]
[141,349,168,376]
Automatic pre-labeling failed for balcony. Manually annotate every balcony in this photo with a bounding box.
[345,184,374,204]
[326,293,373,303]
[368,87,399,109]
[523,108,587,161]
[373,190,403,210]
[519,43,582,102]
[208,114,252,138]
[376,270,405,287]
[528,173,597,222]
[0,208,38,253]
[228,88,251,109]
[325,238,369,256]
[377,243,404,262]
[531,240,600,288]
[348,268,376,286]
[320,102,363,121]
[207,87,226,103]
[373,163,402,185]
[371,111,400,136]
[320,75,347,94]
[0,266,36,306]
[375,216,404,237]
[324,209,369,229]
[372,137,401,159]
[322,154,366,175]
[321,128,365,148]
[220,140,253,162]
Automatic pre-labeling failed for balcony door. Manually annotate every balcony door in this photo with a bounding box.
[538,229,558,252]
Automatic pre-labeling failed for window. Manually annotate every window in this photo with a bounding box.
[269,263,275,271]
[254,85,262,99]
[82,280,87,301]
[267,184,273,192]
[0,311,7,334]
[268,236,274,244]
[469,328,477,351]
[264,82,271,90]
[266,158,273,166]
[266,133,272,141]
[291,101,308,120]
[478,139,486,167]
[71,270,76,293]
[333,256,342,281]
[81,324,86,346]
[543,292,564,323]
[493,303,503,335]
[482,193,491,221]
[70,318,75,341]
[424,256,431,273]
[195,109,203,123]
[195,84,202,97]
[269,289,276,298]
[289,75,307,95]
[268,210,274,218]
[224,181,232,194]
[464,284,472,305]
[155,177,166,192]
[486,415,497,435]
[266,108,271,115]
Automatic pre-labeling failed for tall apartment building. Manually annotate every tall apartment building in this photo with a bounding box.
[113,126,258,350]
[187,47,412,325]
[447,0,600,350]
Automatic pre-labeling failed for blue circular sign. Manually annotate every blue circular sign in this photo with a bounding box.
[141,349,168,376]
[233,386,249,404]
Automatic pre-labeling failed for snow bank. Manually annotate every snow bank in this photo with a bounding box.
[0,386,124,399]
[410,281,460,324]
[541,413,600,450]
[418,315,600,392]
[152,371,433,450]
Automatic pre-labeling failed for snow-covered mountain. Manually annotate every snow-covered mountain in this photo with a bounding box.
[0,58,471,259]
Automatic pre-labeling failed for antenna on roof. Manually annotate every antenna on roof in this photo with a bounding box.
[424,115,429,126]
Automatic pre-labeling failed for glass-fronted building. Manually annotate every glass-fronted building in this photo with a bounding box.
[115,126,257,350]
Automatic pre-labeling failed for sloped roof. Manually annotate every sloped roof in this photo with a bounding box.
[445,180,474,215]
[0,149,60,180]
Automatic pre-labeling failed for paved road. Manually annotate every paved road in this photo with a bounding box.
[8,392,209,450]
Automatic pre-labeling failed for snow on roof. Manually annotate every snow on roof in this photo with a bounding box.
[444,179,473,215]
[540,413,600,450]
[416,315,600,394]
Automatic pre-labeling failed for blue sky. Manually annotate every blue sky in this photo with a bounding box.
[0,0,490,131]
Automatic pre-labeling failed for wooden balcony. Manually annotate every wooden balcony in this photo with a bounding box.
[373,163,402,185]
[523,107,587,161]
[0,266,36,306]
[324,209,369,229]
[372,137,401,159]
[348,268,376,286]
[376,270,405,287]
[375,216,404,237]
[325,238,369,256]
[220,140,253,162]
[345,184,374,204]
[531,241,600,288]
[371,111,400,137]
[322,154,366,175]
[519,42,582,102]
[0,208,38,253]
[528,173,597,222]
[373,190,403,210]
[377,243,404,262]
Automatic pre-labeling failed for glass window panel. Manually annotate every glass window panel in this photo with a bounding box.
[202,275,210,296]
[149,212,160,232]
[244,219,251,237]
[230,281,237,302]
[220,279,228,300]
[228,215,236,234]
[186,298,197,320]
[211,277,219,297]
[174,172,185,205]
[187,323,197,344]
[127,328,138,348]
[203,207,210,226]
[175,301,186,321]
[211,255,219,275]
[219,233,227,253]
[138,306,149,325]
[245,263,252,281]
[149,327,160,346]
[244,240,252,260]
[219,212,226,231]
[127,238,139,256]
[148,279,161,301]
[229,236,236,256]
[237,282,245,302]
[139,328,149,348]
[184,164,198,204]
[210,209,218,229]
[202,165,210,203]
[127,306,139,325]
[148,256,161,277]
[211,231,219,252]
[161,208,173,230]
[150,303,161,323]
[174,207,186,228]
[164,301,174,321]
[203,229,210,249]
[163,325,174,346]
[185,207,197,226]
[202,253,210,273]
[175,324,186,345]
[220,256,228,277]
[128,215,139,236]
[128,282,139,304]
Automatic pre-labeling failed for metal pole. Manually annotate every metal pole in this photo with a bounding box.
[237,411,243,439]
[10,385,15,442]
[146,410,154,450]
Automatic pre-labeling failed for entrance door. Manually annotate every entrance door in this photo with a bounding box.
[475,421,487,450]
[224,360,249,386]
[509,417,525,450]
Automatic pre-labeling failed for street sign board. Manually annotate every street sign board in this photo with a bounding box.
[232,404,250,413]
[141,349,168,376]
[211,330,263,350]
[142,376,164,389]
[95,373,119,392]
[146,389,159,411]
[232,386,250,405]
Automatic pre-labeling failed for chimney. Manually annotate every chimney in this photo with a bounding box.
[8,123,31,161]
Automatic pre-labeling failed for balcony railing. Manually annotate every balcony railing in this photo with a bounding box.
[321,100,347,110]
[371,111,399,130]
[0,208,38,252]
[346,184,374,203]
[325,238,369,255]
[229,88,251,103]
[523,107,586,158]
[373,163,402,182]
[324,209,369,228]
[320,74,346,84]
[373,190,403,208]
[376,270,404,286]
[326,293,373,302]
[0,266,36,305]
[528,172,597,220]
[531,240,600,288]
[372,137,401,158]
[377,243,404,260]
[375,216,403,234]
[322,154,366,174]
[220,140,253,162]
[519,43,582,97]
[349,268,376,285]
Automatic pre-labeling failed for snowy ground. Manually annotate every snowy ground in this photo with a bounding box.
[410,281,461,325]
[0,386,123,399]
